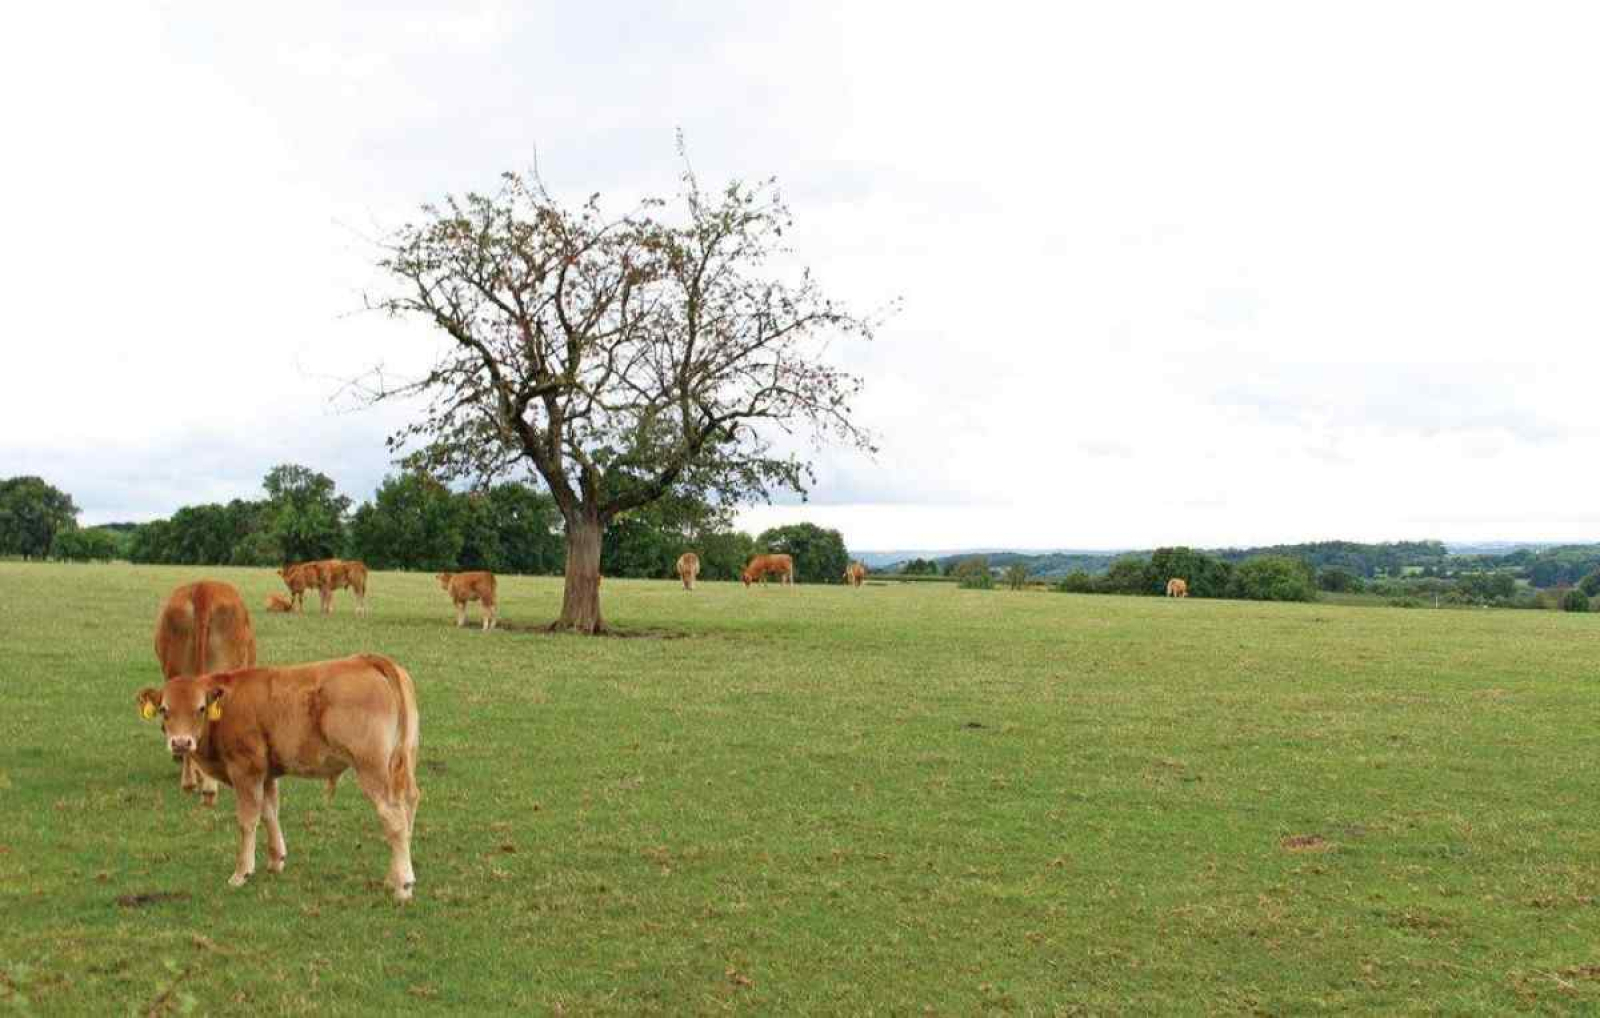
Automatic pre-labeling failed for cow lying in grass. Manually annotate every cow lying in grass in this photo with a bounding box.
[438,571,498,630]
[135,654,421,901]
[264,594,293,613]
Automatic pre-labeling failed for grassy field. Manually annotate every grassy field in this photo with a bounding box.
[2,562,1598,1013]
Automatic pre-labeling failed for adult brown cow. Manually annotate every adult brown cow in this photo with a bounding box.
[438,571,498,630]
[152,581,257,805]
[318,559,370,615]
[844,561,867,587]
[277,562,323,613]
[264,594,293,613]
[741,553,795,588]
[676,552,701,591]
[1166,577,1189,598]
[135,654,421,900]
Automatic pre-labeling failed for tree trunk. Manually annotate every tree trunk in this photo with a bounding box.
[553,515,605,634]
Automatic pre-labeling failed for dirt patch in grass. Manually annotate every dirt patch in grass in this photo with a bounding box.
[1280,835,1330,852]
[115,891,190,908]
[494,621,692,640]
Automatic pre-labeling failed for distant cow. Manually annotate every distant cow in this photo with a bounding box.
[1166,577,1189,598]
[152,581,257,805]
[742,553,795,588]
[676,552,701,591]
[319,559,370,615]
[136,654,421,900]
[264,594,293,613]
[844,561,867,587]
[438,571,498,630]
[277,562,323,613]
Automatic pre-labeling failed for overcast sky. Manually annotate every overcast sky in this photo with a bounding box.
[5,2,1599,550]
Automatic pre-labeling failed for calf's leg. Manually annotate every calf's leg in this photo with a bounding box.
[356,767,415,901]
[261,778,287,873]
[229,773,265,887]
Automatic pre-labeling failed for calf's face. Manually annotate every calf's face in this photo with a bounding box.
[136,679,226,757]
[436,573,453,591]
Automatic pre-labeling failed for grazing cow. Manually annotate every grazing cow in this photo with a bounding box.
[152,581,257,805]
[277,562,323,613]
[844,561,867,587]
[135,654,421,900]
[1166,577,1189,598]
[438,571,498,630]
[264,594,293,613]
[318,559,370,615]
[676,552,701,591]
[741,553,795,588]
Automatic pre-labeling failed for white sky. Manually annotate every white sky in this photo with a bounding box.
[4,2,1599,550]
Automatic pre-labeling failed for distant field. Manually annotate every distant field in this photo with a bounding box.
[2,562,1598,1013]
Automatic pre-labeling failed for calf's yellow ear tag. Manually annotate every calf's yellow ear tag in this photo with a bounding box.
[207,701,224,722]
[141,702,157,720]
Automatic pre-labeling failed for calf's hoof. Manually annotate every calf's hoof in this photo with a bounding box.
[268,856,287,874]
[200,792,217,808]
[227,872,251,888]
[393,881,414,902]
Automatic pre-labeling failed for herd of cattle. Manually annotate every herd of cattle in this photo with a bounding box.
[132,551,874,902]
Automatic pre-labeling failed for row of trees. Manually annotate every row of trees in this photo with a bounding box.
[1055,548,1320,603]
[6,468,855,584]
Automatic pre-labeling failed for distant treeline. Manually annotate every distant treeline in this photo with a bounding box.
[0,468,855,584]
[905,539,1600,592]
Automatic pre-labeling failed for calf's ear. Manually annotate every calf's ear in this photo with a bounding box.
[135,688,161,720]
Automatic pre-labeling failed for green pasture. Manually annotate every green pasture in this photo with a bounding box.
[1,562,1597,1013]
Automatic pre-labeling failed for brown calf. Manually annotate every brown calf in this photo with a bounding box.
[153,581,257,805]
[844,561,867,587]
[1166,577,1189,598]
[438,571,498,630]
[264,594,293,613]
[318,559,370,615]
[676,552,701,591]
[277,562,323,613]
[135,654,421,901]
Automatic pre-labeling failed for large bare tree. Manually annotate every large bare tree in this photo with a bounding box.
[366,163,877,632]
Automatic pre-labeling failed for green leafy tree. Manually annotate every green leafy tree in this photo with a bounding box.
[1147,547,1233,598]
[128,519,177,564]
[484,483,563,575]
[1099,555,1153,595]
[1228,555,1318,602]
[952,556,994,590]
[1561,588,1590,612]
[1003,563,1029,590]
[1578,570,1600,598]
[263,464,349,563]
[757,523,850,584]
[695,529,758,581]
[1316,567,1361,593]
[1056,570,1096,593]
[50,527,120,562]
[348,473,464,571]
[900,557,939,576]
[0,476,80,559]
[365,157,878,632]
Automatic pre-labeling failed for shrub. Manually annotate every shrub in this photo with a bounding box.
[952,556,994,590]
[1560,588,1590,613]
[1316,567,1362,593]
[1579,570,1600,597]
[1056,570,1096,593]
[1002,563,1029,590]
[1228,555,1317,602]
